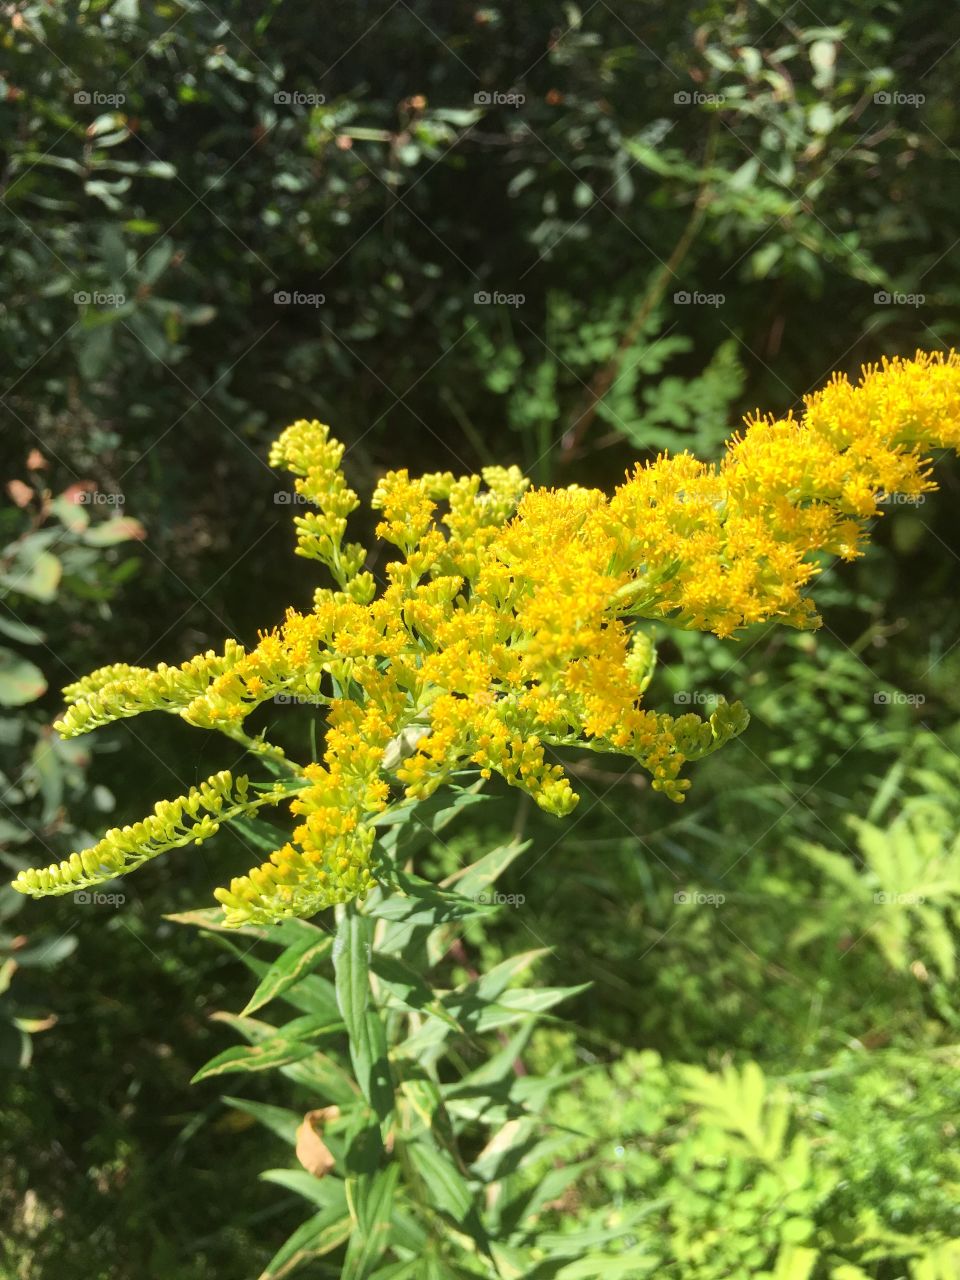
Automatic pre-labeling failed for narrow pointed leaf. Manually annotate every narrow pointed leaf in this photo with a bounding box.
[242,936,333,1015]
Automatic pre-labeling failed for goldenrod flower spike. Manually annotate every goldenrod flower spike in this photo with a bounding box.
[11,771,284,899]
[270,418,368,587]
[13,350,960,925]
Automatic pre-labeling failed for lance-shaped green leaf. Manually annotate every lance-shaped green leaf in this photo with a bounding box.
[440,837,530,900]
[261,1168,346,1210]
[470,984,590,1034]
[242,934,333,1016]
[496,1152,591,1234]
[554,1250,658,1278]
[198,1010,356,1103]
[334,907,393,1120]
[406,1139,495,1265]
[469,1117,538,1184]
[341,1162,400,1280]
[536,1207,665,1259]
[193,1012,341,1082]
[222,1095,302,1145]
[0,615,45,646]
[425,839,532,966]
[208,932,339,1021]
[444,1064,579,1132]
[372,784,489,856]
[258,1196,351,1280]
[193,1038,317,1082]
[370,952,462,1032]
[398,975,587,1064]
[406,1139,474,1220]
[369,871,497,970]
[368,872,497,926]
[366,1261,419,1280]
[449,1022,533,1093]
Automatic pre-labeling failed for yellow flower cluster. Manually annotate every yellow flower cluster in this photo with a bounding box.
[12,350,960,925]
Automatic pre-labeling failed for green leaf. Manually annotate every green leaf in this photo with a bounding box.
[99,225,127,278]
[82,517,145,546]
[335,908,372,1041]
[368,875,495,927]
[192,1011,342,1081]
[0,616,45,645]
[192,1035,320,1082]
[335,909,393,1119]
[0,1019,30,1069]
[222,1096,302,1145]
[342,1163,399,1280]
[769,1243,819,1280]
[260,1168,345,1209]
[258,1200,351,1280]
[242,935,333,1016]
[474,949,549,1003]
[400,974,587,1060]
[405,1141,494,1263]
[555,1251,657,1278]
[449,1022,533,1093]
[140,239,175,284]
[236,954,340,1021]
[373,787,488,856]
[370,953,461,1030]
[405,1140,473,1219]
[475,984,588,1029]
[0,647,47,705]
[367,1262,419,1280]
[211,1007,355,1104]
[14,934,78,967]
[165,907,325,949]
[441,838,530,899]
[231,814,292,853]
[75,324,114,378]
[1,551,62,602]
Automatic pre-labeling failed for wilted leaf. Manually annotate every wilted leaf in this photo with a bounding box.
[6,480,33,508]
[296,1106,339,1177]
